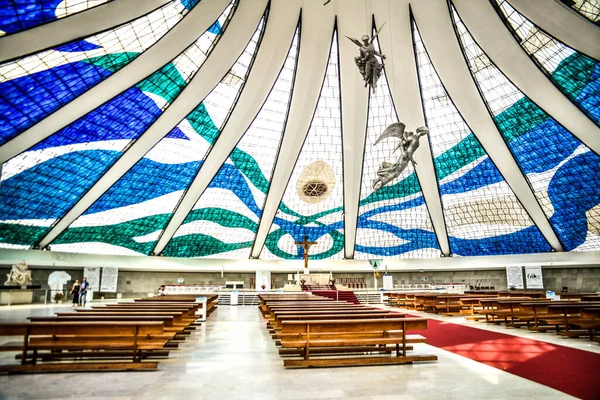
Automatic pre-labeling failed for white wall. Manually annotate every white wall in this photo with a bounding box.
[0,248,599,273]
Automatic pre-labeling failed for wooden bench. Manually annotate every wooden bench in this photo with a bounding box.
[272,312,409,338]
[0,321,168,373]
[477,297,533,323]
[279,318,436,368]
[459,296,498,320]
[431,295,470,315]
[546,303,600,338]
[66,311,195,336]
[134,294,219,316]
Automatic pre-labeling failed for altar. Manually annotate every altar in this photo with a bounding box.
[299,273,330,286]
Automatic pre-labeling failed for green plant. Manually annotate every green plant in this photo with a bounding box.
[53,292,64,302]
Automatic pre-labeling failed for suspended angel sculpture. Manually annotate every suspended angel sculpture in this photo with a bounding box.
[372,123,429,191]
[345,23,386,92]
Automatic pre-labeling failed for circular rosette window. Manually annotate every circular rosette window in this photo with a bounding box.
[296,161,335,204]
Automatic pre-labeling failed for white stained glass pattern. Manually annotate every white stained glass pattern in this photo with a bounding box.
[0,0,195,146]
[567,0,600,22]
[46,4,239,256]
[452,7,600,252]
[354,38,439,259]
[260,33,344,260]
[161,18,272,258]
[163,27,299,259]
[493,0,600,126]
[413,22,549,256]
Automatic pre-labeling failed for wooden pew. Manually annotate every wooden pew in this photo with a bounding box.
[134,294,219,316]
[573,308,600,341]
[0,321,167,373]
[431,295,471,315]
[459,296,498,320]
[66,311,196,335]
[492,299,549,327]
[517,301,576,331]
[269,309,394,328]
[477,297,533,323]
[546,303,600,338]
[279,318,437,368]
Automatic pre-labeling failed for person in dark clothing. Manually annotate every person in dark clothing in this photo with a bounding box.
[70,279,81,307]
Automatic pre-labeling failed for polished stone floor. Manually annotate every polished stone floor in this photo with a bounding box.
[0,304,588,399]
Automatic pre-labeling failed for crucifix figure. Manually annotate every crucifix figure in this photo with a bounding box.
[295,236,317,269]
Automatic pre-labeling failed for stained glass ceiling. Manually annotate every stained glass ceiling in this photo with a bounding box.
[0,0,598,260]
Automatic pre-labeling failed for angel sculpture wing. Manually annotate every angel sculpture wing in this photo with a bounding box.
[373,122,405,147]
[344,35,363,48]
[370,22,387,44]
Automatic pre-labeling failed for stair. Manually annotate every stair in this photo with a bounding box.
[307,288,361,304]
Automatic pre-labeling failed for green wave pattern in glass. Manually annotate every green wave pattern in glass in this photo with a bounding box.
[264,228,344,260]
[82,52,140,73]
[271,52,597,224]
[3,53,591,256]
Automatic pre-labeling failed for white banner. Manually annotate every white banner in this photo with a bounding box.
[83,267,101,291]
[506,266,524,289]
[100,267,119,292]
[256,270,271,290]
[382,275,393,290]
[525,266,544,289]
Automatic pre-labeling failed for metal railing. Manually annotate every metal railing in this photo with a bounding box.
[0,289,72,306]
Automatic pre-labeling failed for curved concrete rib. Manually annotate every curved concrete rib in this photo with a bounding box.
[38,0,266,249]
[250,3,337,259]
[337,0,370,259]
[508,0,600,60]
[411,0,564,251]
[153,0,301,255]
[0,0,230,164]
[374,0,451,256]
[0,0,171,63]
[453,0,600,155]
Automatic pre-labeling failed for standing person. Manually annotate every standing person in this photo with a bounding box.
[70,279,81,307]
[79,277,90,306]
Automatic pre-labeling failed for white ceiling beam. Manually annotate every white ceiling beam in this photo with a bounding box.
[37,0,265,249]
[337,0,370,259]
[0,0,231,164]
[152,0,301,255]
[0,0,171,63]
[508,0,600,60]
[453,0,600,154]
[374,0,451,256]
[250,2,337,258]
[411,0,564,251]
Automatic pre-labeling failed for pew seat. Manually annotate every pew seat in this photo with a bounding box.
[279,318,437,368]
[0,321,168,374]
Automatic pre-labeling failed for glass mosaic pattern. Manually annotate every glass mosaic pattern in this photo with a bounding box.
[493,0,600,126]
[0,3,599,259]
[564,0,600,22]
[354,39,439,259]
[0,0,112,36]
[0,7,236,251]
[259,33,344,260]
[162,28,298,259]
[0,0,197,146]
[452,7,600,251]
[413,22,551,256]
[50,11,261,257]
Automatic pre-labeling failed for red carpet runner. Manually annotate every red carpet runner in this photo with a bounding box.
[411,318,600,399]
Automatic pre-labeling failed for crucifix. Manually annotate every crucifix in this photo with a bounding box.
[295,236,317,269]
